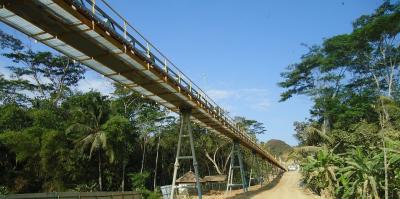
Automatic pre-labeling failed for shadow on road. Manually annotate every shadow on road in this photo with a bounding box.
[225,173,284,199]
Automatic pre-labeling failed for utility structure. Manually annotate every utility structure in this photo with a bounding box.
[0,0,286,198]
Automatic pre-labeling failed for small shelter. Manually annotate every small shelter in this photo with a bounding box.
[176,171,206,184]
[203,175,226,183]
[203,175,227,191]
[175,171,205,196]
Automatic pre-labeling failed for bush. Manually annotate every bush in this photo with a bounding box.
[0,186,9,195]
[128,172,161,199]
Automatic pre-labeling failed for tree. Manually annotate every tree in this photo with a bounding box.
[102,114,136,191]
[111,84,168,189]
[66,92,114,191]
[0,30,23,51]
[136,104,165,174]
[200,129,231,175]
[234,116,266,139]
[0,74,34,104]
[4,50,85,105]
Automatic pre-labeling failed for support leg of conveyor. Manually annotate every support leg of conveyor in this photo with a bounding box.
[225,141,247,195]
[170,108,202,199]
[248,152,256,189]
[237,142,247,192]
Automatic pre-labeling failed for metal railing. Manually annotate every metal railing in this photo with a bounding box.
[69,0,274,165]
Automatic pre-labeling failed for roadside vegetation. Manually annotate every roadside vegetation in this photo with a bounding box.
[280,1,400,198]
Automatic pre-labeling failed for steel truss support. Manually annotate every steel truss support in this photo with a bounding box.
[255,156,262,187]
[170,108,202,199]
[226,141,247,195]
[259,158,265,187]
[247,151,256,189]
[266,161,272,183]
[272,164,277,178]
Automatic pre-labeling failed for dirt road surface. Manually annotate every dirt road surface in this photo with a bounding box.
[203,171,322,199]
[247,171,321,199]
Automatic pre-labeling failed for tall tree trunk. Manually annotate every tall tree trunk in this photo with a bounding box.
[379,100,389,199]
[204,150,223,175]
[31,64,46,98]
[121,140,127,192]
[98,151,103,191]
[121,159,126,191]
[223,153,231,174]
[383,138,389,199]
[161,154,164,185]
[153,135,161,190]
[372,66,390,199]
[140,137,146,174]
[322,116,329,135]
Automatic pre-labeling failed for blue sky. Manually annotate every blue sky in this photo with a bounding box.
[0,0,382,145]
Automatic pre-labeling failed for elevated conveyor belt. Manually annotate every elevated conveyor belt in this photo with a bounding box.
[0,0,286,171]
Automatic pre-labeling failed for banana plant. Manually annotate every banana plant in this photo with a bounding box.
[385,139,400,198]
[337,147,381,199]
[301,146,341,197]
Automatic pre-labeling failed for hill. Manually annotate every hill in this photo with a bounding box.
[263,139,293,161]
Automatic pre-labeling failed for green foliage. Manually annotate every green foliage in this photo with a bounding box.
[143,190,162,199]
[0,30,23,51]
[301,142,400,198]
[281,1,400,198]
[0,74,33,104]
[0,104,31,131]
[386,139,400,196]
[4,50,85,102]
[234,116,266,142]
[0,129,41,162]
[73,183,97,192]
[129,172,150,190]
[1,30,85,106]
[301,147,341,197]
[0,186,9,195]
[29,109,62,130]
[337,147,381,199]
[128,172,161,199]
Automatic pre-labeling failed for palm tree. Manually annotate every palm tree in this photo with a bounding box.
[67,94,114,191]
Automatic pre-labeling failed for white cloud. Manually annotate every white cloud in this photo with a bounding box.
[206,88,271,114]
[207,89,235,100]
[77,74,114,95]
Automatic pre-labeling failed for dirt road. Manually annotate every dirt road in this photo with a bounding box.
[203,171,321,199]
[248,172,321,199]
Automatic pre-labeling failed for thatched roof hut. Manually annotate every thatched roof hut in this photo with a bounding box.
[176,171,205,184]
[203,175,227,183]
